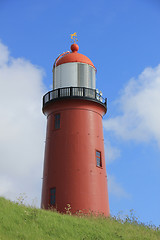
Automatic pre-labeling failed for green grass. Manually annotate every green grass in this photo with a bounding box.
[0,197,160,240]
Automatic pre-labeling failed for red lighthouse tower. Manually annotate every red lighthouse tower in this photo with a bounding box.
[41,43,110,216]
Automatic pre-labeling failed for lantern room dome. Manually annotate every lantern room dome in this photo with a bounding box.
[56,43,95,68]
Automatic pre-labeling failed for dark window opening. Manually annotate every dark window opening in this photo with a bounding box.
[54,114,60,129]
[50,187,56,205]
[96,151,102,167]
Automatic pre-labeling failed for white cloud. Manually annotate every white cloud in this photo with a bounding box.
[0,176,13,196]
[0,41,46,206]
[105,140,120,164]
[0,41,9,66]
[108,175,130,199]
[104,64,160,147]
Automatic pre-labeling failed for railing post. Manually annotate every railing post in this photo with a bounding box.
[58,88,60,98]
[105,98,107,107]
[43,96,44,106]
[70,87,73,96]
[83,87,85,97]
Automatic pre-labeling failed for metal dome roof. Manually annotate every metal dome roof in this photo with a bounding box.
[56,44,95,69]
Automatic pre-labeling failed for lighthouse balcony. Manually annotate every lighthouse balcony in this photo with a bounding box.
[43,87,107,109]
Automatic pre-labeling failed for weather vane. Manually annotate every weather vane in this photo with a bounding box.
[70,32,78,43]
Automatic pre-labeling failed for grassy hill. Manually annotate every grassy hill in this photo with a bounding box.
[0,197,159,240]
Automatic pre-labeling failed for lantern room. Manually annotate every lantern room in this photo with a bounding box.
[52,43,96,90]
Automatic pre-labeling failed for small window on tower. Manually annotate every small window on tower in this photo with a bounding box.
[54,113,60,129]
[96,151,102,167]
[50,187,56,205]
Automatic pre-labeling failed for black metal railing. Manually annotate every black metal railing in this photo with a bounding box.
[43,87,107,108]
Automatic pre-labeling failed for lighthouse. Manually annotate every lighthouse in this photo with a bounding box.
[41,42,110,216]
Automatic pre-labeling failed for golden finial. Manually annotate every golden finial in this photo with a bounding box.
[70,32,78,43]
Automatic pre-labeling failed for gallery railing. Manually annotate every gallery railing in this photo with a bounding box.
[43,87,107,108]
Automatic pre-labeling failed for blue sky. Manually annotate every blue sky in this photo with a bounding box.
[0,0,160,226]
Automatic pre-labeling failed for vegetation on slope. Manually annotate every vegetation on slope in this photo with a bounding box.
[0,197,159,240]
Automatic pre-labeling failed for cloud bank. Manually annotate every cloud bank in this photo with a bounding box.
[104,64,160,199]
[105,141,120,164]
[108,175,130,199]
[0,41,46,205]
[104,65,160,147]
